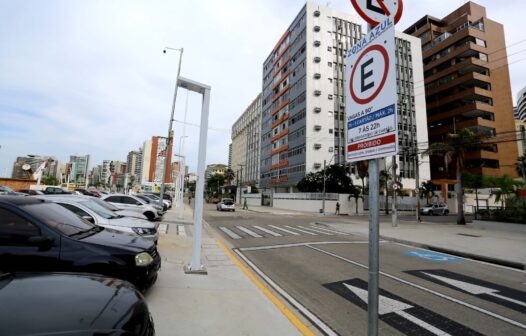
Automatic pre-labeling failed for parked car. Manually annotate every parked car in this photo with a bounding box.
[35,195,159,243]
[146,191,173,202]
[87,189,102,197]
[101,194,164,221]
[89,196,149,220]
[0,196,161,289]
[0,185,26,196]
[420,203,449,216]
[217,198,235,212]
[16,189,44,196]
[42,186,71,195]
[0,272,155,335]
[75,188,99,197]
[137,193,169,211]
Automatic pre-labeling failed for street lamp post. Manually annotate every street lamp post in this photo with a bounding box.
[159,47,184,209]
[173,152,187,220]
[238,164,245,205]
[321,155,336,215]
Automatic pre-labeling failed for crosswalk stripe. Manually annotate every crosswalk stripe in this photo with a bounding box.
[309,225,349,235]
[253,226,282,237]
[268,225,300,235]
[284,225,318,235]
[236,226,263,238]
[298,226,333,235]
[220,227,242,239]
[177,225,187,236]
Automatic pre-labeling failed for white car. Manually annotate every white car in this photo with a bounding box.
[35,195,159,243]
[88,197,149,220]
[101,194,163,221]
[217,198,235,212]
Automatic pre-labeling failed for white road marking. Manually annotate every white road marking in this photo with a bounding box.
[219,227,242,240]
[268,225,300,235]
[236,226,263,238]
[253,226,282,237]
[239,241,384,252]
[309,225,350,235]
[307,245,526,330]
[177,225,186,236]
[234,249,338,336]
[344,284,452,336]
[298,226,334,235]
[422,272,526,308]
[284,225,318,235]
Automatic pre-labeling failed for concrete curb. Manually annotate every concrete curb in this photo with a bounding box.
[314,222,526,271]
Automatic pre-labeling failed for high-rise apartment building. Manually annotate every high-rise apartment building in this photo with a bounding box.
[259,2,430,191]
[517,86,526,121]
[69,155,90,186]
[231,93,262,186]
[140,136,173,184]
[405,2,518,179]
[127,149,142,184]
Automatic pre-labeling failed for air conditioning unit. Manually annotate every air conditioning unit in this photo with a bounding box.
[314,107,322,113]
[313,10,320,17]
[314,163,322,169]
[314,73,321,79]
[314,144,322,150]
[314,125,322,131]
[313,56,321,63]
[314,90,321,96]
[313,25,321,32]
[314,40,321,47]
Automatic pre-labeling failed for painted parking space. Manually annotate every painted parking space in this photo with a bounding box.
[403,250,464,263]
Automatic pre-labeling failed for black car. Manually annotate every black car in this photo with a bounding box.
[75,188,98,197]
[0,196,160,290]
[146,192,173,202]
[0,272,155,335]
[43,186,71,195]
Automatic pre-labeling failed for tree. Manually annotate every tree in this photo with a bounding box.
[356,160,369,192]
[517,155,526,183]
[224,168,236,186]
[485,175,524,209]
[420,181,436,205]
[297,164,354,194]
[423,129,491,225]
[206,174,225,197]
[347,185,363,215]
[42,176,59,186]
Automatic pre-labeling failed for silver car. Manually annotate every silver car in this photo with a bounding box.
[420,203,450,216]
[35,195,159,242]
[101,194,163,221]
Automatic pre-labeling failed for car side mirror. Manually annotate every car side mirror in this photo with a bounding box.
[28,236,54,246]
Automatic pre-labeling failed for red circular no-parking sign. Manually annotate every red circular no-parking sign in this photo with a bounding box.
[350,0,403,27]
[349,44,389,105]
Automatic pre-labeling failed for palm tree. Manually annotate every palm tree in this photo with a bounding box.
[485,175,524,209]
[420,181,436,205]
[379,169,391,215]
[423,129,490,225]
[348,185,363,215]
[356,160,369,192]
[224,168,236,186]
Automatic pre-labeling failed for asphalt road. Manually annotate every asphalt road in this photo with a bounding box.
[204,204,526,336]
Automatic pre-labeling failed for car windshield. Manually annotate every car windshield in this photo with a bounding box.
[79,200,118,219]
[0,186,14,193]
[22,202,97,236]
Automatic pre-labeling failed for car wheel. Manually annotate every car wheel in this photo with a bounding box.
[144,211,155,221]
[444,210,449,216]
[232,209,235,212]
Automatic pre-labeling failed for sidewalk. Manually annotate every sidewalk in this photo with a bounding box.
[243,205,526,269]
[145,204,306,336]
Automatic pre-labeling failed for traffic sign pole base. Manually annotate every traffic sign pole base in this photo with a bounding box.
[184,264,208,275]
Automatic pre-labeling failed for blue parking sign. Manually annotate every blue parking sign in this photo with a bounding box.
[403,250,463,263]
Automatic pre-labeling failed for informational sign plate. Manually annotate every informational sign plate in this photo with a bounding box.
[350,0,403,26]
[345,17,398,163]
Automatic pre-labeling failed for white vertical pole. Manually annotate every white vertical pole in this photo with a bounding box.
[392,156,398,227]
[185,87,210,274]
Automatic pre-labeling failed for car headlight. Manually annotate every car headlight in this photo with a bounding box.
[135,252,154,267]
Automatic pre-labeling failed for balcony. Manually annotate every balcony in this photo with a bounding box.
[427,102,495,124]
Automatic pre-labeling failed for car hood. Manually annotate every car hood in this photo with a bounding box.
[109,216,156,229]
[80,227,153,252]
[115,209,148,220]
[0,273,151,335]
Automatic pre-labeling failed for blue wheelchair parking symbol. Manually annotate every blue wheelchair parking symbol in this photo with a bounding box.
[403,250,463,263]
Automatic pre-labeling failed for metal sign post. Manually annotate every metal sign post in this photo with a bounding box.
[345,6,400,333]
[178,76,211,275]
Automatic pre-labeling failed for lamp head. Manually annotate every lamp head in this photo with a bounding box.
[163,49,166,54]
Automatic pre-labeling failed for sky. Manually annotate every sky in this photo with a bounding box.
[1,0,525,177]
